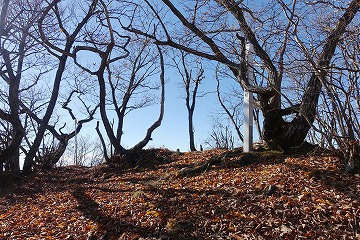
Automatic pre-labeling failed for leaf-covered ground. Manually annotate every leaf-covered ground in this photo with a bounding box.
[1,149,360,239]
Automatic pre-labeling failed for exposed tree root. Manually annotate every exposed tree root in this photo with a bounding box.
[173,149,267,178]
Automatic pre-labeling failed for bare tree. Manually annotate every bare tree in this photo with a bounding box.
[172,51,204,151]
[21,0,101,173]
[275,1,360,170]
[1,0,358,174]
[0,0,103,174]
[72,1,166,163]
[0,0,43,173]
[129,45,166,155]
[310,29,360,171]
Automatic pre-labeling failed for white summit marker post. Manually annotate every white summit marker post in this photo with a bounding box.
[243,42,254,152]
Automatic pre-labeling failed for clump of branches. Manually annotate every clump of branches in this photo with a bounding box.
[309,25,360,172]
[312,64,360,172]
[204,118,237,150]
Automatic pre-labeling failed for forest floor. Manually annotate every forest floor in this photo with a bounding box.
[1,148,360,240]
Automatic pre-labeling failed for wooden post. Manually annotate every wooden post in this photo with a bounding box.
[243,43,254,152]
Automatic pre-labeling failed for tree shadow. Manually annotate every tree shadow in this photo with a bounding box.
[142,186,234,239]
[71,176,236,239]
[71,187,161,239]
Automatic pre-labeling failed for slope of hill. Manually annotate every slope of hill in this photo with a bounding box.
[1,149,359,239]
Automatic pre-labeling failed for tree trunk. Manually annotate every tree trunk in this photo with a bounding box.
[22,56,67,174]
[188,110,196,151]
[0,121,24,173]
[0,35,26,174]
[9,134,21,173]
[262,74,322,152]
[97,73,126,155]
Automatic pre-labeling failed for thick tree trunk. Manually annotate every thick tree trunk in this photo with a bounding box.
[0,120,24,173]
[262,74,322,152]
[264,114,316,152]
[8,132,22,173]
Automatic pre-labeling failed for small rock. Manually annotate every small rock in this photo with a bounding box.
[265,185,278,196]
[280,224,292,234]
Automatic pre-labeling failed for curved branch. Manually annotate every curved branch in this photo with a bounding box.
[131,45,165,152]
